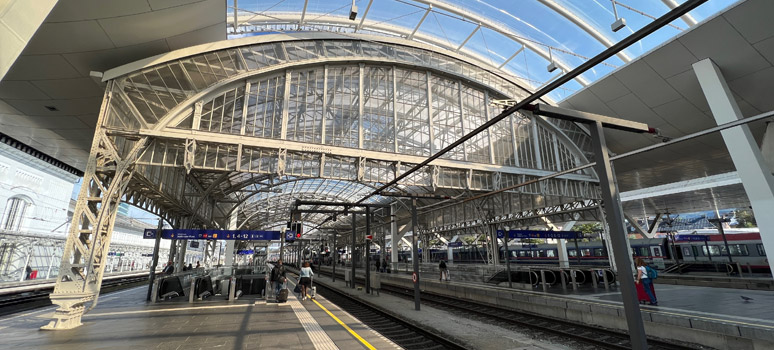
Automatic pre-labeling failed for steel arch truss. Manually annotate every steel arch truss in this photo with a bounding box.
[45,36,604,329]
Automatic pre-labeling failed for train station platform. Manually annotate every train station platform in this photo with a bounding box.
[0,280,399,349]
[319,265,774,349]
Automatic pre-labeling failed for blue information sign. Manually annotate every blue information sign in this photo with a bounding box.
[143,229,281,241]
[496,230,581,239]
[674,235,710,241]
[285,230,297,242]
[236,249,255,255]
[447,241,463,247]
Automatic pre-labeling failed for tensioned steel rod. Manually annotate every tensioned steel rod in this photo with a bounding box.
[461,108,774,205]
[355,0,708,205]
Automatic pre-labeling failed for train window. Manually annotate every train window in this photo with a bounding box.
[728,245,749,256]
[568,249,578,257]
[682,247,692,257]
[581,248,592,257]
[518,251,527,257]
[702,245,722,256]
[538,250,548,257]
[637,247,649,256]
[546,249,556,258]
[593,248,605,257]
[652,247,662,257]
[692,246,699,257]
[758,244,766,256]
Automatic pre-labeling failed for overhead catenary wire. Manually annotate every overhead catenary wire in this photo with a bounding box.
[353,0,709,207]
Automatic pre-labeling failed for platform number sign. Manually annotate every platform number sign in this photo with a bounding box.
[286,230,296,242]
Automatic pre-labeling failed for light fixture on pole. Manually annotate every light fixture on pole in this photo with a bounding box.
[349,0,358,21]
[610,0,627,32]
[546,47,558,73]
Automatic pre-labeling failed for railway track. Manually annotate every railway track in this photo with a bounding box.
[284,268,467,350]
[0,275,148,317]
[316,268,701,350]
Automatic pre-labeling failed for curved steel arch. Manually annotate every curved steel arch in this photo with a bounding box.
[535,0,631,62]
[230,13,592,87]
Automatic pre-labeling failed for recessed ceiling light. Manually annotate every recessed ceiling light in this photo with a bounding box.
[44,106,58,111]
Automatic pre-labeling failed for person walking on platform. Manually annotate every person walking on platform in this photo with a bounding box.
[271,259,287,298]
[439,260,449,281]
[299,261,314,300]
[374,259,381,273]
[635,258,658,306]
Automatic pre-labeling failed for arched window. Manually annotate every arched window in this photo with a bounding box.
[2,197,30,231]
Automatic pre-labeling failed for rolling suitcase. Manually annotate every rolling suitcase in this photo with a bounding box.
[276,278,288,303]
[309,277,316,299]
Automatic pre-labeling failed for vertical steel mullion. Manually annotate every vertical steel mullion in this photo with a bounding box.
[358,63,365,149]
[510,114,520,168]
[240,81,251,135]
[531,114,543,170]
[552,133,563,172]
[457,81,468,162]
[484,91,496,165]
[427,71,435,155]
[392,66,398,154]
[321,65,328,145]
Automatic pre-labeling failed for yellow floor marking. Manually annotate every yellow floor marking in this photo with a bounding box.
[312,298,377,350]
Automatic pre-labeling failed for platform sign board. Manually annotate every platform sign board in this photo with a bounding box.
[674,235,710,241]
[236,249,255,255]
[447,242,463,247]
[285,230,296,242]
[143,229,281,241]
[496,230,581,240]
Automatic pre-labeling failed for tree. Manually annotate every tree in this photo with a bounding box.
[734,209,757,228]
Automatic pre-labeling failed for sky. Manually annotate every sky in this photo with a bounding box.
[228,0,739,101]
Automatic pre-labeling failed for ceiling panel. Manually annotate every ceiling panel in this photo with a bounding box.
[45,0,152,22]
[31,78,104,100]
[0,0,225,171]
[23,21,115,54]
[98,0,224,47]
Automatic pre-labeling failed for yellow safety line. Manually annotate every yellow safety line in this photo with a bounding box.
[312,298,377,350]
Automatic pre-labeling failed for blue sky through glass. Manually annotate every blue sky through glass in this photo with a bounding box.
[227,0,739,102]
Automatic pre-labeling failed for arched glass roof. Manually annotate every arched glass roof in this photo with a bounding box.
[227,0,736,101]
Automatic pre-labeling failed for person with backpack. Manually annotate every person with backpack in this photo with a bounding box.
[270,259,287,300]
[635,258,657,306]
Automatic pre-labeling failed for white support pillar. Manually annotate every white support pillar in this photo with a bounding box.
[694,59,774,276]
[224,210,238,268]
[557,221,575,268]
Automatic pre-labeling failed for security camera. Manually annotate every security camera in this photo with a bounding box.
[349,3,358,21]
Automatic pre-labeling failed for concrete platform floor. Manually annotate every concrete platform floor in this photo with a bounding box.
[0,281,399,350]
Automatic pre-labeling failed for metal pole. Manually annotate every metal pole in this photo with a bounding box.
[705,239,712,263]
[589,120,648,349]
[280,230,285,262]
[351,213,356,289]
[412,198,421,311]
[717,222,734,264]
[574,238,581,265]
[504,229,512,288]
[146,219,163,302]
[332,231,337,282]
[366,207,371,294]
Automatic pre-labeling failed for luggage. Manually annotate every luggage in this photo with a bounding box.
[293,284,302,294]
[309,277,315,299]
[635,281,656,304]
[277,287,288,303]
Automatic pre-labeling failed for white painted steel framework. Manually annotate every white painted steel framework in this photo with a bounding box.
[45,34,601,328]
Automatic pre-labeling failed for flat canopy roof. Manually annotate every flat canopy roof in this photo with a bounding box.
[560,0,774,215]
